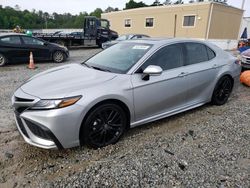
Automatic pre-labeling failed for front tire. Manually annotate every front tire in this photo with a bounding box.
[52,51,65,63]
[82,103,127,149]
[0,53,7,67]
[211,76,233,105]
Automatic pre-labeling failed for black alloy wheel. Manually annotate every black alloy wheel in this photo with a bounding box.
[212,76,233,105]
[83,103,127,148]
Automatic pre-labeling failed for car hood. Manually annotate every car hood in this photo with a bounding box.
[21,64,116,99]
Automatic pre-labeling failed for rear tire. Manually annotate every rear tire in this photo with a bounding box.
[0,53,7,67]
[211,76,233,105]
[52,51,65,63]
[81,103,127,149]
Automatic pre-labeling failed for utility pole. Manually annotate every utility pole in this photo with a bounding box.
[241,0,246,9]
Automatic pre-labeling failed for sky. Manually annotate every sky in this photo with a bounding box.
[1,0,250,17]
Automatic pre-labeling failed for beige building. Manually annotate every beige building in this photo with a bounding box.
[102,2,243,44]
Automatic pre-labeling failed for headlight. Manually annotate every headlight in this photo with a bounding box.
[30,96,81,110]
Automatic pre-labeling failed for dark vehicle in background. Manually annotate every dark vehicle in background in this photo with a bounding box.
[102,34,150,49]
[0,33,69,66]
[34,16,118,48]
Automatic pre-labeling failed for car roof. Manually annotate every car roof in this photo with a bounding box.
[0,33,26,37]
[122,37,210,46]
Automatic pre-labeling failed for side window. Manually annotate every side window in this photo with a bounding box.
[139,44,183,72]
[0,36,21,45]
[22,37,44,45]
[184,43,209,65]
[145,18,154,27]
[124,19,131,28]
[183,16,196,27]
[206,46,216,60]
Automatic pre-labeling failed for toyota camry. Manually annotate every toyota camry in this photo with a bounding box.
[12,38,241,149]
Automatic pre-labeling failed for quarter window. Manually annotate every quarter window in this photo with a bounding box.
[184,43,210,65]
[125,19,131,27]
[206,46,216,60]
[139,44,183,72]
[183,15,195,27]
[145,18,154,27]
[0,36,21,45]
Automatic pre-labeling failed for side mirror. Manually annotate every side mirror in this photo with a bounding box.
[142,65,163,81]
[44,41,49,46]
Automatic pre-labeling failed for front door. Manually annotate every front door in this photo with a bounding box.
[21,36,50,61]
[131,43,188,122]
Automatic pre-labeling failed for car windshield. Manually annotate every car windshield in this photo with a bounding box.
[83,42,152,74]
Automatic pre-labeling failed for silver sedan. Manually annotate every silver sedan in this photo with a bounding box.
[12,38,241,149]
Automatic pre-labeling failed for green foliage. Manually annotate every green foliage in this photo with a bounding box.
[125,0,148,10]
[173,0,184,4]
[89,8,103,18]
[0,5,91,29]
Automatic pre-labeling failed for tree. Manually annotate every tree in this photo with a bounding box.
[151,0,162,6]
[163,0,172,5]
[211,0,227,4]
[89,8,103,18]
[105,6,118,13]
[14,4,21,11]
[173,0,184,4]
[125,0,148,10]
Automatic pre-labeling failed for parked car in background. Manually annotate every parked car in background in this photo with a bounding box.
[240,48,250,69]
[12,38,241,149]
[0,33,69,66]
[102,34,150,49]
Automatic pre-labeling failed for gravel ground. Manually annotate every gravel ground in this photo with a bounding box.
[0,49,249,188]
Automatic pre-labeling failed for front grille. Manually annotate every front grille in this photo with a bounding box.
[25,120,52,141]
[15,112,30,138]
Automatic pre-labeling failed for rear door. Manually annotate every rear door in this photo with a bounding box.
[182,42,219,104]
[21,36,51,61]
[131,43,188,122]
[0,35,27,62]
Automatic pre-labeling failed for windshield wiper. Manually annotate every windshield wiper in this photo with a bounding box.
[82,62,91,68]
[82,62,110,72]
[91,66,111,72]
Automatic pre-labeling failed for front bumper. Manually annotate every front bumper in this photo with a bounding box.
[12,88,85,149]
[241,55,250,69]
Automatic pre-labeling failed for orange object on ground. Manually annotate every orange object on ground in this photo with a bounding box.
[240,71,250,87]
[28,52,36,69]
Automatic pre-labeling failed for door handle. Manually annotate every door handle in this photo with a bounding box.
[178,72,188,77]
[212,64,218,68]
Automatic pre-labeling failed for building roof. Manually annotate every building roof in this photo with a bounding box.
[102,2,243,16]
